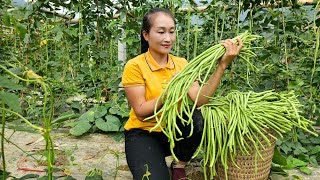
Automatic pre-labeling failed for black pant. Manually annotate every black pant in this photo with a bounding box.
[125,109,204,180]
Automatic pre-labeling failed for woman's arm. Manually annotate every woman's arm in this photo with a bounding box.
[124,86,163,120]
[188,38,244,107]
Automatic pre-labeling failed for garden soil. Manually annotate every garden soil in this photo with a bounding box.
[1,127,320,180]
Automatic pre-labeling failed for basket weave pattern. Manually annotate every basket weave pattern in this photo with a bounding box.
[215,132,276,180]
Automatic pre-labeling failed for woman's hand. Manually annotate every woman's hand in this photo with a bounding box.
[219,38,243,69]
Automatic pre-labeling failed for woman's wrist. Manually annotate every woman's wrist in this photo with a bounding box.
[217,62,228,71]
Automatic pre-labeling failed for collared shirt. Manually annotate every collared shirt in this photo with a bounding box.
[122,50,188,132]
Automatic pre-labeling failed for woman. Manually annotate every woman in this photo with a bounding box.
[122,8,243,180]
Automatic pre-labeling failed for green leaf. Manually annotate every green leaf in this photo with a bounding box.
[0,169,10,179]
[69,121,92,136]
[309,156,318,167]
[112,132,125,142]
[288,78,304,90]
[51,113,79,125]
[94,106,107,118]
[280,144,291,154]
[109,106,119,115]
[85,168,102,179]
[37,176,50,180]
[106,114,121,124]
[70,102,82,110]
[13,174,40,179]
[95,115,121,132]
[299,166,312,175]
[54,31,64,42]
[0,76,26,90]
[15,23,27,40]
[79,110,95,122]
[85,175,103,180]
[310,145,320,155]
[62,176,77,180]
[95,118,108,132]
[272,148,287,166]
[270,165,288,176]
[0,91,22,113]
[23,33,30,44]
[7,124,37,133]
[293,144,308,155]
[309,136,320,144]
[284,156,307,170]
[2,13,11,26]
[291,174,303,180]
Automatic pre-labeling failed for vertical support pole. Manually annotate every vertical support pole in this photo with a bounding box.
[118,15,126,62]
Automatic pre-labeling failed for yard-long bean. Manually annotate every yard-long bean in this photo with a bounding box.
[198,90,317,180]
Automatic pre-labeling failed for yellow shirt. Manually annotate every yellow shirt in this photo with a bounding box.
[122,50,188,132]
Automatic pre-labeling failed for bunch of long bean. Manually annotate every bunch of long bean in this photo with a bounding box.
[197,90,317,180]
[144,31,260,160]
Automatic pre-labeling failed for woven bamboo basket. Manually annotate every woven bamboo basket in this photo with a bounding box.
[215,131,276,180]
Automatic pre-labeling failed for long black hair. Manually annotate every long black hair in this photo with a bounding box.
[140,8,176,54]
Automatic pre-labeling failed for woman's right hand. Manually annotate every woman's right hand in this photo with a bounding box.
[219,38,243,69]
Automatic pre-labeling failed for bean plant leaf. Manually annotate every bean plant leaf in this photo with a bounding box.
[70,102,82,111]
[51,112,79,125]
[291,175,303,180]
[0,91,22,113]
[95,118,106,131]
[284,156,308,170]
[109,106,119,115]
[95,115,121,132]
[85,175,103,180]
[309,155,318,167]
[24,33,30,44]
[272,148,287,166]
[270,166,288,176]
[299,166,312,175]
[94,106,107,118]
[37,176,52,180]
[8,124,37,133]
[13,174,40,179]
[0,169,10,179]
[280,144,291,154]
[309,136,320,144]
[309,145,320,155]
[70,121,92,136]
[293,143,308,155]
[63,176,77,180]
[288,78,304,90]
[79,110,95,122]
[2,13,10,26]
[15,23,27,40]
[54,31,64,42]
[105,115,121,126]
[0,76,25,90]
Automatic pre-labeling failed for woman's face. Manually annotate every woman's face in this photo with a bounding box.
[143,12,176,56]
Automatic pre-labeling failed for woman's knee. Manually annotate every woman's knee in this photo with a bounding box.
[124,129,170,180]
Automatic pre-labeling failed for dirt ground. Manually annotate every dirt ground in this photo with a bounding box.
[1,127,320,180]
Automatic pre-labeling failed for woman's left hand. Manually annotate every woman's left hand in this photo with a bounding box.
[219,38,243,69]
